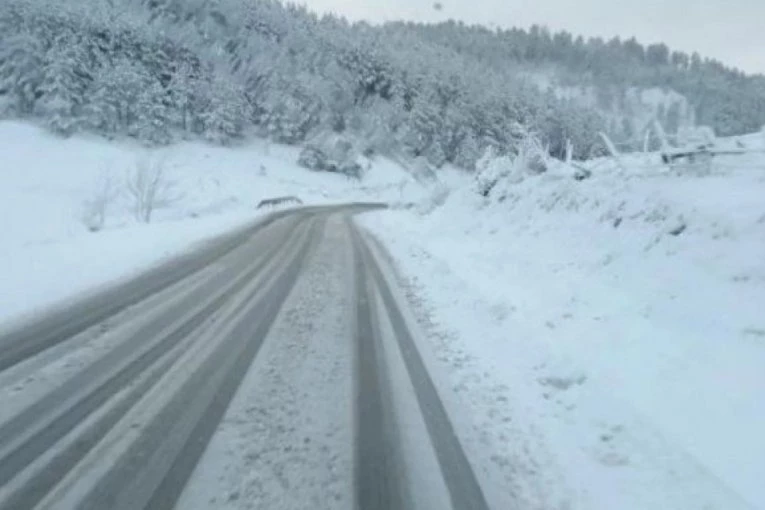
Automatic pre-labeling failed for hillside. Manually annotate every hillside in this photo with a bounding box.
[2,0,764,169]
[399,21,765,140]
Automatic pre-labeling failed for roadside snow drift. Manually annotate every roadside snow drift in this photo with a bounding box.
[361,151,765,509]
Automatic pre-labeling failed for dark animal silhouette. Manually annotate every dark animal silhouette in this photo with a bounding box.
[257,196,303,208]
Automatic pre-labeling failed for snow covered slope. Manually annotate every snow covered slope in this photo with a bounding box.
[361,148,765,509]
[0,121,423,326]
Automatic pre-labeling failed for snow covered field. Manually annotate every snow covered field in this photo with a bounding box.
[0,121,422,327]
[361,146,765,509]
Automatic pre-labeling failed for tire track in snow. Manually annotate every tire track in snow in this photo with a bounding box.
[354,228,491,510]
[351,224,408,510]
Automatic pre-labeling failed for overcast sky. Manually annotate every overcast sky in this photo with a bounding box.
[301,0,765,75]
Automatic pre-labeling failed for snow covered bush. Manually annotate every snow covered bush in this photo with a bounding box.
[474,147,512,197]
[339,162,363,180]
[298,137,364,179]
[474,133,550,198]
[298,146,336,172]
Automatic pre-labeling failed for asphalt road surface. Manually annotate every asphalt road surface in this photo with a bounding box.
[0,205,490,510]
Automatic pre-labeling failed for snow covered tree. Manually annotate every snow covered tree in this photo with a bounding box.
[0,31,44,115]
[37,33,89,135]
[167,60,198,133]
[197,75,250,144]
[84,57,144,135]
[131,75,171,144]
[259,76,321,144]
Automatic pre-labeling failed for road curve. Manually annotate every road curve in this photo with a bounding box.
[0,204,490,510]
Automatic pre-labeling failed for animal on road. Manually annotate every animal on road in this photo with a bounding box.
[257,196,303,208]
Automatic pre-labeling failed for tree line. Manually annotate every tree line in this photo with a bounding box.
[2,0,763,171]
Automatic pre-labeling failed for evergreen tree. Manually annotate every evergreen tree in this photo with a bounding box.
[198,75,249,143]
[37,32,89,135]
[0,31,44,115]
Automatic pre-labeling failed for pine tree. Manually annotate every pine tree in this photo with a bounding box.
[0,30,44,115]
[37,32,89,135]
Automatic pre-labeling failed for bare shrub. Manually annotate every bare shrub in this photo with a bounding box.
[125,158,180,223]
[81,170,119,232]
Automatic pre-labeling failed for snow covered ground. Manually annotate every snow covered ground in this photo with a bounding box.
[360,146,765,509]
[0,121,423,327]
[3,118,764,508]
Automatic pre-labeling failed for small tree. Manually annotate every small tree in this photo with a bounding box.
[125,158,179,223]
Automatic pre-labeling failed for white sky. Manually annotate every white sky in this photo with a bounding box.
[300,0,765,75]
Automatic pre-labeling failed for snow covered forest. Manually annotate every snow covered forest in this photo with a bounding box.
[2,0,765,168]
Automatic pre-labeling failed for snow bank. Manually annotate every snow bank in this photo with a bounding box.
[360,153,765,509]
[0,121,422,325]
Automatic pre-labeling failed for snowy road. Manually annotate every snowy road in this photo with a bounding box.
[0,205,489,510]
